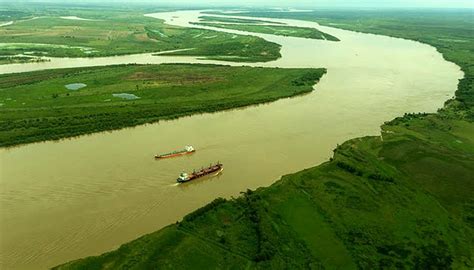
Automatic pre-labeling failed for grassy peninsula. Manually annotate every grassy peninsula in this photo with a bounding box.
[194,16,340,41]
[55,9,474,269]
[199,16,285,25]
[0,64,325,147]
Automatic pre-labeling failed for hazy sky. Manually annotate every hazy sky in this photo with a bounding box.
[173,0,474,8]
[4,0,474,8]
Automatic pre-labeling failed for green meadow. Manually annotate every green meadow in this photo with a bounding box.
[199,15,285,25]
[0,64,325,147]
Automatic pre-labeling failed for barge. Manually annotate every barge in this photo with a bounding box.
[177,163,223,183]
[155,145,195,159]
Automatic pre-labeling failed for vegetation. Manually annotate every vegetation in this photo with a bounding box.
[55,9,474,269]
[0,55,49,65]
[0,64,325,147]
[0,10,33,21]
[199,15,285,25]
[0,9,281,62]
[194,16,340,41]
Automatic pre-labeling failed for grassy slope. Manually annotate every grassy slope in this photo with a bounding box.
[0,64,325,147]
[0,8,280,62]
[194,16,340,41]
[55,10,474,269]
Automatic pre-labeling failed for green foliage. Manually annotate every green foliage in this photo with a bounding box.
[199,16,285,25]
[0,55,48,65]
[182,198,227,223]
[193,20,340,41]
[0,10,32,21]
[291,71,323,86]
[0,64,325,147]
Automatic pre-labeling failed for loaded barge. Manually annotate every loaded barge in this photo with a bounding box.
[155,145,195,159]
[177,163,223,183]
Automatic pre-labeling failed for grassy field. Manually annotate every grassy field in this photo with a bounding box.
[199,15,285,25]
[0,8,281,62]
[55,9,474,269]
[194,16,340,41]
[0,64,325,147]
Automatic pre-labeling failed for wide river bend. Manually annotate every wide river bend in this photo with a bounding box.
[0,10,462,269]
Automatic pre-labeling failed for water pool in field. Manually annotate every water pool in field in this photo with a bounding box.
[112,93,140,100]
[65,83,87,90]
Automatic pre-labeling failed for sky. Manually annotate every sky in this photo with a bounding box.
[4,0,474,8]
[171,0,474,8]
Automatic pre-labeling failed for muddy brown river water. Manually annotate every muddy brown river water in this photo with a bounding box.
[0,10,462,269]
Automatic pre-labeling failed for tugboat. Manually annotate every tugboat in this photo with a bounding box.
[155,145,195,159]
[177,163,223,183]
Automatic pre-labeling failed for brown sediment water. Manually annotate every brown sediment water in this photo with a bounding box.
[0,10,462,269]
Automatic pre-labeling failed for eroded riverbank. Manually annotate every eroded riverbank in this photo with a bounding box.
[0,10,462,269]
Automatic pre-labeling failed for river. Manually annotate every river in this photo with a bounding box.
[0,10,462,269]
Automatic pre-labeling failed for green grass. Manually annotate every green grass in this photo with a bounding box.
[55,9,474,269]
[193,16,340,41]
[199,15,285,25]
[0,64,325,147]
[55,225,252,270]
[0,9,281,62]
[273,190,356,269]
[0,55,49,64]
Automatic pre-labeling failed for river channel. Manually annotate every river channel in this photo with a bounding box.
[0,10,462,269]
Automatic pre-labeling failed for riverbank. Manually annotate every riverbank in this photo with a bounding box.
[55,9,473,269]
[0,64,324,147]
[55,117,474,269]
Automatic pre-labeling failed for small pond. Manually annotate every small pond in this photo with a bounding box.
[112,93,140,100]
[65,83,87,90]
